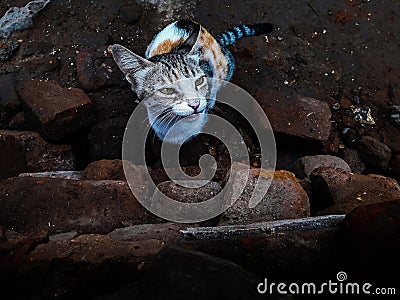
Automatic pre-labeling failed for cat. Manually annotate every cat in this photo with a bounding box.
[110,20,273,144]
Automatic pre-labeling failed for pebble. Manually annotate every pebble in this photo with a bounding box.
[357,136,391,170]
[290,155,351,180]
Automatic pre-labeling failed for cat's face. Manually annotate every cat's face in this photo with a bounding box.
[111,44,209,144]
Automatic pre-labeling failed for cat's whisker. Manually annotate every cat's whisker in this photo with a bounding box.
[207,105,223,115]
[140,105,170,128]
[153,113,176,133]
[163,113,180,130]
[142,106,173,128]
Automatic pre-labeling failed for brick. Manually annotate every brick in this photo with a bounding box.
[18,78,95,141]
[310,167,400,214]
[256,89,332,149]
[0,177,157,234]
[0,130,76,179]
[219,163,310,225]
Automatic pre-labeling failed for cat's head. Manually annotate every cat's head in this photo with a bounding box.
[110,44,209,144]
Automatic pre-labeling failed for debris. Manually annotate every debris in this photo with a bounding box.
[350,105,375,125]
[390,105,400,127]
[332,102,340,110]
[0,0,51,38]
[0,39,19,61]
[182,215,345,240]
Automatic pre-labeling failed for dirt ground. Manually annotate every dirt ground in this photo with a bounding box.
[1,0,399,177]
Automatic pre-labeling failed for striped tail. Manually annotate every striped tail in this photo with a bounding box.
[216,23,273,47]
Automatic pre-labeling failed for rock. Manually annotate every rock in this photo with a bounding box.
[1,233,163,299]
[147,151,229,185]
[289,155,351,179]
[26,237,163,298]
[99,246,263,300]
[18,171,82,180]
[0,74,20,128]
[0,227,5,243]
[310,167,400,214]
[339,201,400,284]
[108,222,187,244]
[156,180,222,203]
[339,94,352,108]
[256,89,332,149]
[340,127,359,148]
[8,111,33,130]
[0,130,76,179]
[298,178,313,202]
[29,235,163,264]
[357,136,392,170]
[89,87,136,120]
[341,201,400,251]
[341,148,365,173]
[2,236,264,300]
[0,177,157,234]
[388,154,400,178]
[323,130,340,153]
[180,216,344,282]
[48,231,79,242]
[0,39,19,62]
[384,127,400,154]
[0,74,20,113]
[276,148,304,171]
[183,215,344,240]
[214,153,231,182]
[149,180,222,225]
[88,117,128,161]
[76,49,122,91]
[219,163,310,225]
[390,105,400,127]
[0,230,23,256]
[18,41,54,59]
[82,159,126,180]
[82,159,149,182]
[0,0,51,38]
[0,230,48,272]
[15,56,60,82]
[149,166,208,185]
[17,78,96,141]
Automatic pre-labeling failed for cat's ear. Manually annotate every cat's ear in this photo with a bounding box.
[176,24,201,54]
[110,44,155,83]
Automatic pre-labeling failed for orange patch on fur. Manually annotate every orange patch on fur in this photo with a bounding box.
[199,28,228,79]
[150,38,185,57]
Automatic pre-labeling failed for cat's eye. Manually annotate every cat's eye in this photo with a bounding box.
[159,88,175,95]
[195,76,205,86]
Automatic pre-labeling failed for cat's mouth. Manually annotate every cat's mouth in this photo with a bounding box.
[179,110,205,121]
[185,113,199,119]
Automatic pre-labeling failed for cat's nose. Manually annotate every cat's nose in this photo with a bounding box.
[188,100,200,112]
